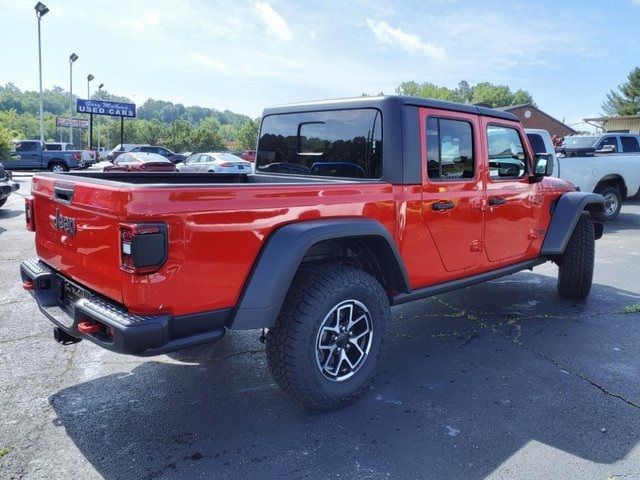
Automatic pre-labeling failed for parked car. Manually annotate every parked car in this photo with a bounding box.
[106,144,147,162]
[0,163,19,208]
[238,150,256,163]
[129,146,186,164]
[21,95,604,411]
[527,130,640,221]
[96,147,109,161]
[1,140,82,172]
[177,152,252,173]
[103,152,177,172]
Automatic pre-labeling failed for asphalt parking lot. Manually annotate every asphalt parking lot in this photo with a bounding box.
[1,173,639,480]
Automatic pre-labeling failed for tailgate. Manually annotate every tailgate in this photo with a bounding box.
[31,175,125,303]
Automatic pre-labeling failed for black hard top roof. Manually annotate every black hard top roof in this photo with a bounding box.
[262,95,518,122]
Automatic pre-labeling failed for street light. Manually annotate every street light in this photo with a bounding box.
[87,74,94,148]
[68,53,78,145]
[97,84,104,152]
[34,2,49,143]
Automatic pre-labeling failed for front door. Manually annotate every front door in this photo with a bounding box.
[482,120,539,262]
[420,110,484,272]
[7,141,41,169]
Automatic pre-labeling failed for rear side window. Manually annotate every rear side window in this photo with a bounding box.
[621,136,640,153]
[426,117,474,181]
[526,133,547,155]
[487,126,527,179]
[256,109,382,179]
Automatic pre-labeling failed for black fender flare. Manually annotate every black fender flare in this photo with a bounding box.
[541,192,604,256]
[229,218,410,330]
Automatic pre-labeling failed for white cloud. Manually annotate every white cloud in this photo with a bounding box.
[254,1,293,41]
[186,53,230,74]
[366,19,445,60]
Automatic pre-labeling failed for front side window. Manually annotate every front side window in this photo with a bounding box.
[596,136,618,152]
[426,117,474,181]
[621,136,640,153]
[487,126,527,179]
[256,109,382,179]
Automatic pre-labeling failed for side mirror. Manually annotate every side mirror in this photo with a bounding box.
[596,144,616,154]
[532,153,553,180]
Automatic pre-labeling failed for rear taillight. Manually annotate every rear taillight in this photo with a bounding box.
[119,223,168,275]
[25,197,35,231]
[73,153,81,160]
[219,162,233,167]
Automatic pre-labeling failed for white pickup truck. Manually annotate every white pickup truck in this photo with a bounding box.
[526,130,640,221]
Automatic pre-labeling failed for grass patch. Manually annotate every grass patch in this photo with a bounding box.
[621,303,640,314]
[0,447,11,458]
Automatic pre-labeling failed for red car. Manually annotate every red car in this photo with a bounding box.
[22,96,604,410]
[103,152,176,172]
[238,150,256,163]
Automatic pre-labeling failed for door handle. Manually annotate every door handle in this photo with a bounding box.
[488,197,507,206]
[432,200,455,211]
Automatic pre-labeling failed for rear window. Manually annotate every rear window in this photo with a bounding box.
[256,109,382,179]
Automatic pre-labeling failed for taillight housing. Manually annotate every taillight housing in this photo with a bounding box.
[219,162,233,167]
[73,153,81,160]
[119,223,168,275]
[25,197,35,231]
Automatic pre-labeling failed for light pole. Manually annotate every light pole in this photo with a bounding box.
[87,74,94,149]
[68,53,78,145]
[34,2,49,143]
[97,83,104,153]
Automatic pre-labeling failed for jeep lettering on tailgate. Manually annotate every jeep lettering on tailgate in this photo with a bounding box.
[51,208,76,236]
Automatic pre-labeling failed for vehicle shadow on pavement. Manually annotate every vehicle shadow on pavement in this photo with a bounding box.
[49,272,640,480]
[0,209,23,220]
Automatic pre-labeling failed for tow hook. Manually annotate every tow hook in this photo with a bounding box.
[53,327,81,345]
[77,321,101,335]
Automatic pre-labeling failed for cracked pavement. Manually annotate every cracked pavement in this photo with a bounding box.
[1,174,640,479]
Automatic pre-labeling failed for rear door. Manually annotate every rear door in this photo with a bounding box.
[420,109,484,272]
[482,119,540,262]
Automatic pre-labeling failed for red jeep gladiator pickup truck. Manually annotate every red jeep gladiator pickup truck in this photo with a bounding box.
[21,96,604,410]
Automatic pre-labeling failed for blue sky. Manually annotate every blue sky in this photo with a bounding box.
[1,0,639,128]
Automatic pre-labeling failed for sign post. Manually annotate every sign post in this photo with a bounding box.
[76,99,136,149]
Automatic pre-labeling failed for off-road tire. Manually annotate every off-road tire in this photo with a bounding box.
[48,162,69,173]
[557,214,595,299]
[591,186,622,222]
[266,265,390,411]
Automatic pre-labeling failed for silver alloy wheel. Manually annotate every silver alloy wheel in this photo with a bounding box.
[603,192,619,216]
[315,299,373,382]
[51,164,65,173]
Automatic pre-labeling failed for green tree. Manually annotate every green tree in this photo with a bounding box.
[602,66,640,116]
[237,119,259,150]
[470,82,514,107]
[0,125,16,160]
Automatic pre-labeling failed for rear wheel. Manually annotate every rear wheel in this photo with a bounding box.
[557,214,595,299]
[266,265,390,411]
[591,186,622,221]
[49,162,69,173]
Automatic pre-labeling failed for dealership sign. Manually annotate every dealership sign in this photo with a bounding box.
[76,99,136,117]
[55,116,89,128]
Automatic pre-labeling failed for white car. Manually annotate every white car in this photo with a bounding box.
[526,129,640,221]
[177,152,253,174]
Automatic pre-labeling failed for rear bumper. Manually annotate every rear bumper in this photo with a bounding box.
[20,259,227,356]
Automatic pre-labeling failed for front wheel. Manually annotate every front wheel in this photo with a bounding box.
[266,265,390,411]
[557,214,595,299]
